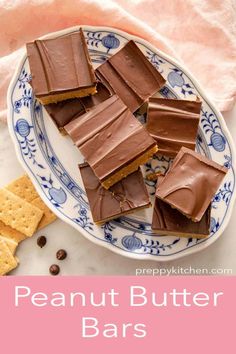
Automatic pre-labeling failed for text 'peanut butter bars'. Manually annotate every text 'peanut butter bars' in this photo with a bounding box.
[65,95,158,189]
[96,40,166,113]
[26,28,96,105]
[146,97,201,157]
[152,175,211,238]
[79,163,151,224]
[44,80,114,133]
[156,147,228,222]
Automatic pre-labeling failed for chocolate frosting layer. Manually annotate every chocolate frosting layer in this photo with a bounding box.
[152,176,211,235]
[156,147,228,222]
[96,41,166,112]
[65,95,156,182]
[27,28,96,97]
[44,81,113,128]
[147,97,201,157]
[79,163,150,223]
[44,99,85,128]
[81,80,114,109]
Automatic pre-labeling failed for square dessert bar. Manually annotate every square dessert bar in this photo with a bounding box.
[79,163,151,224]
[27,28,97,104]
[152,176,211,238]
[96,40,166,113]
[65,95,158,189]
[146,97,201,157]
[44,81,113,132]
[155,147,228,222]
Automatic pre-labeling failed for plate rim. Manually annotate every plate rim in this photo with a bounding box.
[7,24,236,262]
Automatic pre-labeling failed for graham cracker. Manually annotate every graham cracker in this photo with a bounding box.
[0,236,18,254]
[6,175,39,202]
[0,220,27,243]
[6,175,57,230]
[0,189,43,237]
[31,197,57,230]
[0,239,18,275]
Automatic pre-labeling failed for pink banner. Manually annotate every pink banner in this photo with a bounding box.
[0,276,234,353]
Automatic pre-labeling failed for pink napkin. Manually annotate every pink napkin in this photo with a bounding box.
[0,0,236,123]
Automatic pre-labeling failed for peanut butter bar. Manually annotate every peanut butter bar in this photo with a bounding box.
[152,176,211,238]
[146,97,201,157]
[79,163,151,224]
[155,147,228,222]
[96,40,166,112]
[27,28,97,104]
[65,95,158,189]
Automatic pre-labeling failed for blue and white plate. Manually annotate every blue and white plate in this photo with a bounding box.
[7,26,236,261]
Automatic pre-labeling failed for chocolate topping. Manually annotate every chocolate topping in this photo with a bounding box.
[44,99,85,128]
[153,199,211,236]
[65,95,156,183]
[27,28,96,98]
[79,163,150,223]
[96,41,165,112]
[44,81,113,128]
[81,79,114,109]
[146,97,201,157]
[152,176,211,236]
[156,147,228,222]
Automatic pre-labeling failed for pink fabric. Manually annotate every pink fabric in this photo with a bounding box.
[0,0,236,123]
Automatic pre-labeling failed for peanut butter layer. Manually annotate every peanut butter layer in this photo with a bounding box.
[96,40,166,112]
[44,81,113,129]
[152,176,211,238]
[156,147,228,222]
[79,163,151,224]
[27,28,96,104]
[65,95,157,189]
[102,145,158,189]
[38,87,97,105]
[147,97,201,157]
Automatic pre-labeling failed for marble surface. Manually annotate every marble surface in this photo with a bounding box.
[0,105,236,276]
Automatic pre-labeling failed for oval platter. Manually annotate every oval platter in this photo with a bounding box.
[7,25,236,261]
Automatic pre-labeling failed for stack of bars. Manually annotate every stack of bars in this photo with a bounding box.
[26,28,228,237]
[0,176,57,275]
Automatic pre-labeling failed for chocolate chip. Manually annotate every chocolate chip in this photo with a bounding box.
[37,236,47,248]
[56,249,67,260]
[49,264,60,276]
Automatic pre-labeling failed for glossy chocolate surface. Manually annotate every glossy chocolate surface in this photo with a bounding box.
[96,41,165,112]
[26,28,96,97]
[156,147,228,222]
[44,81,113,128]
[146,97,201,157]
[79,163,150,223]
[152,176,211,236]
[81,80,114,109]
[44,99,85,128]
[65,95,156,182]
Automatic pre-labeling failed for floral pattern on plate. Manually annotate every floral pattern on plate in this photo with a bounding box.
[8,26,236,260]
